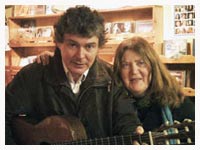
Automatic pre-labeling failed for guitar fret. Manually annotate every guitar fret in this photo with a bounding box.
[114,136,117,144]
[129,134,133,144]
[110,136,117,145]
[121,135,124,144]
[78,140,81,145]
[94,139,98,145]
[111,136,118,145]
[100,137,103,144]
[89,139,94,145]
[94,138,99,145]
[107,137,110,144]
[124,135,133,145]
[102,137,109,145]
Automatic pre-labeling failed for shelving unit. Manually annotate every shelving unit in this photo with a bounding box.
[160,55,195,96]
[98,5,163,64]
[6,5,195,97]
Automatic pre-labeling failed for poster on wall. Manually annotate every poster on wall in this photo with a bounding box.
[174,5,195,36]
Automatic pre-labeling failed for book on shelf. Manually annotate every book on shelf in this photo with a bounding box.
[169,70,186,87]
[192,38,195,56]
[163,39,187,59]
[14,5,46,16]
[17,20,36,42]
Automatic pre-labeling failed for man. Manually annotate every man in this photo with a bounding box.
[6,6,141,144]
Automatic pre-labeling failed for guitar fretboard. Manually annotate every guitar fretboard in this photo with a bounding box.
[53,129,194,145]
[55,134,139,145]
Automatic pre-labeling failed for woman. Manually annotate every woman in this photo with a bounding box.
[113,36,194,131]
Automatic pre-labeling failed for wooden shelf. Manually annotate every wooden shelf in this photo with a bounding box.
[160,55,195,64]
[10,42,56,48]
[9,13,61,20]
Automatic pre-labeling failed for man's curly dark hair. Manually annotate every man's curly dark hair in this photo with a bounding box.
[54,5,106,47]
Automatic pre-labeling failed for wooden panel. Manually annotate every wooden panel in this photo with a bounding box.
[100,6,153,22]
[98,54,114,65]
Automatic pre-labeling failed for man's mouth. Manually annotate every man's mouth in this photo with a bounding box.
[73,62,85,67]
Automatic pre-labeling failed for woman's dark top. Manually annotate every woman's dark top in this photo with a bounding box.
[131,96,195,131]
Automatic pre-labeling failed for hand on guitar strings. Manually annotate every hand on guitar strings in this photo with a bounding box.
[132,126,147,145]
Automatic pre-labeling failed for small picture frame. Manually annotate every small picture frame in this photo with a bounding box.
[35,26,54,43]
[36,26,53,38]
[105,22,135,34]
[163,39,187,59]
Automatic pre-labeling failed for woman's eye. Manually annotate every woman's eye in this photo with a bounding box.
[121,63,130,69]
[137,60,146,67]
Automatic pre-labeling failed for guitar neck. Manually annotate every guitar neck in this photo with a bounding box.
[53,130,194,145]
[54,134,143,145]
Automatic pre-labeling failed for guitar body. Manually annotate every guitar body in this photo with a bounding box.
[12,115,87,144]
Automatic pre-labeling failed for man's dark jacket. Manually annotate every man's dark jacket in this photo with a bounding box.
[6,48,140,144]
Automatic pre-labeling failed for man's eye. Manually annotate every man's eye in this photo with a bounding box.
[85,44,95,51]
[69,43,77,47]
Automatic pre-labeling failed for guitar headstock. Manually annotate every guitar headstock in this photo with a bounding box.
[149,119,195,145]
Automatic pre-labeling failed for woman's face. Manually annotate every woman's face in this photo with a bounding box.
[120,49,152,97]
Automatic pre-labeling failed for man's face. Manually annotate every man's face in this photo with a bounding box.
[57,34,99,79]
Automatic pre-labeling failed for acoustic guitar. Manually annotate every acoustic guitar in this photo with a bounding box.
[12,115,195,145]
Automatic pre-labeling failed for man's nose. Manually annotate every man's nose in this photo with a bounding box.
[76,47,85,58]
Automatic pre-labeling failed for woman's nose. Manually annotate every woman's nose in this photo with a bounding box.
[131,63,139,74]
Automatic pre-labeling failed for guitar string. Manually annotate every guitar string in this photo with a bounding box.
[55,130,192,145]
[51,121,195,145]
[142,130,194,145]
[54,129,194,145]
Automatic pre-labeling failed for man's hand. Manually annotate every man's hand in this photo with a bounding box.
[34,51,54,65]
